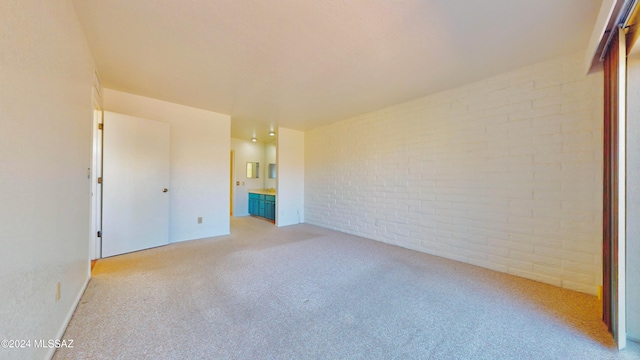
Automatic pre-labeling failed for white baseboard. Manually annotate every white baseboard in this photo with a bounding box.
[46,275,90,360]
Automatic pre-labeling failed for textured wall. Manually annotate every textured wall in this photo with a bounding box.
[104,89,231,242]
[0,1,95,359]
[305,52,603,294]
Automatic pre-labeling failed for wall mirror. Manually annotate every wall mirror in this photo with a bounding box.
[246,162,259,178]
[268,163,276,179]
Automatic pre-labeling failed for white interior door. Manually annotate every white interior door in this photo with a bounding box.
[102,111,170,257]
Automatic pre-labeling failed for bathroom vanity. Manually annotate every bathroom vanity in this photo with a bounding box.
[248,189,276,222]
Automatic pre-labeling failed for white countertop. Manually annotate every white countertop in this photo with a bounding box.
[248,189,277,196]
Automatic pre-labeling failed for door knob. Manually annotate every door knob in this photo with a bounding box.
[163,188,168,193]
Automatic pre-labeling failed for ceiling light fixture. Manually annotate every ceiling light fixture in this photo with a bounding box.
[251,137,257,142]
[269,131,275,137]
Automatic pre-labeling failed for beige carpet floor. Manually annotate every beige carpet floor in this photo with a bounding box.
[54,216,640,359]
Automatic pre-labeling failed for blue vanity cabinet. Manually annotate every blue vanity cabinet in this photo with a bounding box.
[264,195,276,221]
[248,193,260,216]
[258,195,266,217]
[248,192,276,221]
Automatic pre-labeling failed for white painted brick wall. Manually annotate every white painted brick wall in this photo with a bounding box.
[305,52,603,294]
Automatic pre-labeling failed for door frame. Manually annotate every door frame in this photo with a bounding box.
[90,84,103,261]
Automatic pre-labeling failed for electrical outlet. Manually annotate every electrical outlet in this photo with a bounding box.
[55,282,61,302]
[198,217,203,224]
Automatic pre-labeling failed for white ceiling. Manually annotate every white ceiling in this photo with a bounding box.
[72,0,602,141]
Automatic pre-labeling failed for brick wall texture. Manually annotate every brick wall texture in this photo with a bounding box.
[305,52,603,294]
